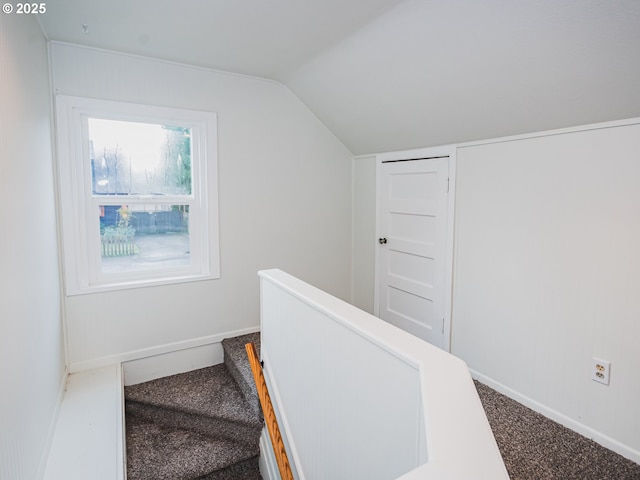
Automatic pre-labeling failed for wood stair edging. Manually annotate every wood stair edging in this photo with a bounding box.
[124,332,264,480]
[246,342,294,480]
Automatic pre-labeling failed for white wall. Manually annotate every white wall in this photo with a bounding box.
[49,43,353,369]
[350,120,640,461]
[452,122,640,460]
[0,15,66,480]
[351,155,377,313]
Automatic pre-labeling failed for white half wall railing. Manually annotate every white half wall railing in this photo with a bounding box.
[258,269,508,480]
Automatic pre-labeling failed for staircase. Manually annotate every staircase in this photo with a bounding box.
[125,332,263,479]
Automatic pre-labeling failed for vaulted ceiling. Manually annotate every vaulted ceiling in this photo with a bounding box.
[39,0,640,155]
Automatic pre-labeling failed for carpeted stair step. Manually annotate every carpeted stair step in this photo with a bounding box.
[125,364,262,447]
[126,400,261,449]
[125,362,263,479]
[197,456,262,480]
[126,414,261,480]
[222,332,262,418]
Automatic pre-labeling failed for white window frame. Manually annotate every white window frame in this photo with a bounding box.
[55,95,220,295]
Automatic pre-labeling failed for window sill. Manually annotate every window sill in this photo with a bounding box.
[66,272,220,296]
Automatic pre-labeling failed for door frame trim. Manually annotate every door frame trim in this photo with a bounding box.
[374,144,457,352]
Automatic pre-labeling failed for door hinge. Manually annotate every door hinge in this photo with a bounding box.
[442,318,445,334]
[447,177,450,193]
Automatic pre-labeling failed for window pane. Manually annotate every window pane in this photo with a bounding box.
[89,118,192,195]
[99,204,190,274]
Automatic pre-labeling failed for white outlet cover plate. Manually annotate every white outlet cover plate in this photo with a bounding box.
[592,357,611,385]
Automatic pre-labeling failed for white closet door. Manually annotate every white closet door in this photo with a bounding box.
[377,157,449,350]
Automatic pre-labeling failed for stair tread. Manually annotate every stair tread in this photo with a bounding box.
[126,415,260,480]
[222,332,261,365]
[125,363,262,427]
[126,400,262,448]
[222,333,261,417]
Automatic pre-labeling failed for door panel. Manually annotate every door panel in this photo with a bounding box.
[377,157,448,349]
[388,250,434,286]
[387,286,434,336]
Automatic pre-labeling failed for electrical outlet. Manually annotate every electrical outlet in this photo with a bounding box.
[592,358,610,385]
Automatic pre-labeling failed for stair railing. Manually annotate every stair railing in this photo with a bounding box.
[245,342,294,480]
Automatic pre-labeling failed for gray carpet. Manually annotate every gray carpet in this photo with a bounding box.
[475,380,640,480]
[125,334,263,480]
[126,333,639,479]
[222,333,262,418]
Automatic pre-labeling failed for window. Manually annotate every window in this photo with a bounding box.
[56,96,219,294]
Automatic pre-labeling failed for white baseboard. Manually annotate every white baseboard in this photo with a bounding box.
[259,428,280,480]
[122,326,260,386]
[69,326,260,376]
[122,342,223,386]
[37,366,69,480]
[471,370,640,465]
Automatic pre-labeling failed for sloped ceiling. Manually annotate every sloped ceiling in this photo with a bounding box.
[39,0,640,155]
[38,0,404,80]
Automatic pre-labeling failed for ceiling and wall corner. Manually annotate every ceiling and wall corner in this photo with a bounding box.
[283,0,640,154]
[36,0,404,81]
[37,0,640,156]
